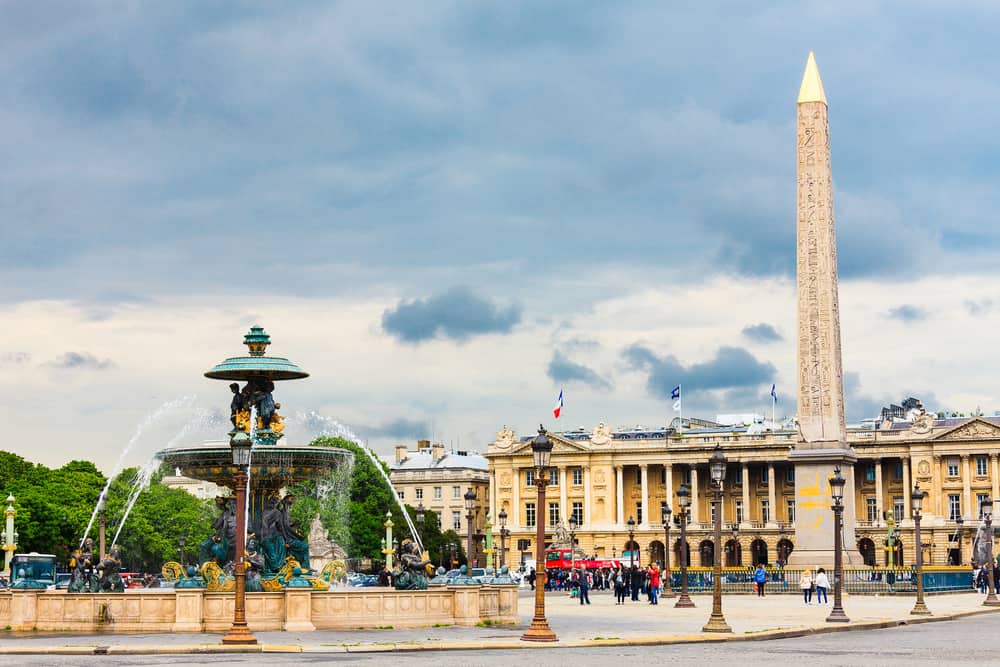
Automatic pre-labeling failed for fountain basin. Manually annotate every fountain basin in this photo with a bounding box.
[158,442,351,489]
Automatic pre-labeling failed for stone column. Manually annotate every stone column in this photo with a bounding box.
[992,453,999,502]
[284,589,316,632]
[874,459,883,526]
[767,463,777,527]
[559,467,568,524]
[640,464,649,527]
[664,463,674,513]
[902,457,912,519]
[741,463,751,526]
[615,466,624,525]
[932,455,943,517]
[690,466,700,525]
[583,466,592,525]
[489,470,497,525]
[173,590,205,632]
[962,455,972,519]
[511,467,520,529]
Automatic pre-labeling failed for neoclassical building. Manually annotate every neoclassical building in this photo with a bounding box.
[486,413,999,569]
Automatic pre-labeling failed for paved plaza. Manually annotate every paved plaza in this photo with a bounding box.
[1,589,997,656]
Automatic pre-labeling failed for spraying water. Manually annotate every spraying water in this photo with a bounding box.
[81,396,196,548]
[110,455,163,548]
[297,410,422,551]
[244,405,259,551]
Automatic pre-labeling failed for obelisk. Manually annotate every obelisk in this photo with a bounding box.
[788,52,857,567]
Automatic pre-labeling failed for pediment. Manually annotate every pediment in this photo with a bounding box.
[932,418,1000,441]
[509,433,590,456]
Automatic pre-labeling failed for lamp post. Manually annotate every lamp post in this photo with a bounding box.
[702,445,731,633]
[484,514,494,570]
[97,490,108,561]
[521,425,558,643]
[416,502,425,548]
[731,523,740,566]
[383,512,394,571]
[662,507,674,597]
[498,508,509,568]
[178,532,187,569]
[982,498,999,607]
[222,431,257,645]
[627,516,636,569]
[568,515,577,570]
[675,483,695,608]
[826,466,850,623]
[464,488,477,567]
[2,494,17,578]
[910,482,930,615]
[954,515,965,565]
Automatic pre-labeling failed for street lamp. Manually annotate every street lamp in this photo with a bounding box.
[521,425,558,643]
[222,431,257,645]
[702,445,731,633]
[464,488,477,568]
[910,482,930,615]
[982,498,999,607]
[568,515,577,570]
[954,515,965,565]
[178,532,188,568]
[662,506,674,598]
[826,466,849,623]
[731,523,741,566]
[416,502,425,547]
[2,494,17,578]
[498,508,509,568]
[627,516,636,569]
[675,483,695,608]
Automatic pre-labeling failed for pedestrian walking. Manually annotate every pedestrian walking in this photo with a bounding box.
[647,564,660,605]
[577,568,591,605]
[614,567,626,604]
[753,564,767,597]
[630,565,641,601]
[527,567,536,591]
[814,567,830,604]
[799,569,813,604]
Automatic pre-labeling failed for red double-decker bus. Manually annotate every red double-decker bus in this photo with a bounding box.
[544,548,620,570]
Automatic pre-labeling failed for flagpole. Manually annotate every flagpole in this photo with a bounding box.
[679,383,682,427]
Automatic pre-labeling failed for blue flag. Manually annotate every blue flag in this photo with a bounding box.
[770,384,777,400]
[671,385,681,400]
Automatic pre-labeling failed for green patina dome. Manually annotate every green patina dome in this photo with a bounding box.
[204,325,309,381]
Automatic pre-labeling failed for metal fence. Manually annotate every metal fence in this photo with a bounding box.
[664,566,971,594]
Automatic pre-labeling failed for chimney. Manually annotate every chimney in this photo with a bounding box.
[395,445,409,464]
[417,439,431,452]
[432,442,445,462]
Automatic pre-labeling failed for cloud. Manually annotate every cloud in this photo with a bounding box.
[964,299,993,316]
[0,352,31,366]
[381,287,521,343]
[887,305,928,323]
[741,323,783,343]
[44,352,116,370]
[361,418,429,440]
[623,344,776,401]
[547,351,612,391]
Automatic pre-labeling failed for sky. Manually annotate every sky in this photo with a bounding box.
[3,1,1000,471]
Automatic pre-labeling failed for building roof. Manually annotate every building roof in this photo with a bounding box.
[390,450,488,471]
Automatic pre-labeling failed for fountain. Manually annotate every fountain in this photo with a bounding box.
[155,326,351,589]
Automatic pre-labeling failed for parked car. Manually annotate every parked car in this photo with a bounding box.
[348,574,379,587]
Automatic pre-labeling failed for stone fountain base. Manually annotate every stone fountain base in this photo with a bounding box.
[0,586,518,633]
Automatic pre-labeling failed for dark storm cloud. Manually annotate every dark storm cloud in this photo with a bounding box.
[381,287,521,343]
[887,305,928,323]
[623,344,776,401]
[44,352,115,370]
[362,418,429,440]
[843,371,940,422]
[741,323,783,343]
[547,351,612,391]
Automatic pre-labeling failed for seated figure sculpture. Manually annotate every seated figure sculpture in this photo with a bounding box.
[393,539,431,590]
[98,545,125,592]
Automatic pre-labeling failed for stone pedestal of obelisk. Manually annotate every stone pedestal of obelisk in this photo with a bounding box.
[787,52,858,569]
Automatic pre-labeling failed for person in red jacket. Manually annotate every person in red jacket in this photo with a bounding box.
[647,563,660,605]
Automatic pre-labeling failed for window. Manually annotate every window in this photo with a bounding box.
[525,503,536,527]
[453,485,461,498]
[894,461,904,480]
[866,498,878,523]
[893,497,904,523]
[434,486,442,499]
[978,494,991,519]
[636,502,643,525]
[760,500,770,523]
[735,500,744,524]
[947,459,959,478]
[865,465,876,482]
[761,467,769,484]
[415,488,423,500]
[571,502,583,525]
[436,514,442,529]
[786,499,795,524]
[549,502,560,526]
[397,490,404,500]
[573,468,583,485]
[948,494,961,520]
[786,467,795,483]
[525,470,535,486]
[452,511,462,531]
[977,456,988,476]
[549,469,559,485]
[683,467,692,484]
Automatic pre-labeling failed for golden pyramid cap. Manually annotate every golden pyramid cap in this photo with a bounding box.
[797,51,827,105]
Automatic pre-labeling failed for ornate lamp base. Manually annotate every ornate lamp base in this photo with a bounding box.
[826,607,850,623]
[674,593,695,608]
[221,624,258,645]
[910,601,932,616]
[702,612,731,633]
[521,619,558,642]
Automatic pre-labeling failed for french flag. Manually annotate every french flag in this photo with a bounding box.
[553,389,564,419]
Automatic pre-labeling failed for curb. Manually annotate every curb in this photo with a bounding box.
[1,607,997,655]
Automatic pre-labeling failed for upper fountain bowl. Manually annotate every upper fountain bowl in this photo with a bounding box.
[204,325,309,381]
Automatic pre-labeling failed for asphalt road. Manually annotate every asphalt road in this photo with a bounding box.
[5,613,1000,666]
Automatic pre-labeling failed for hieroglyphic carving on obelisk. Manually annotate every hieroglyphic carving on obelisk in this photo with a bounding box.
[796,51,846,448]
